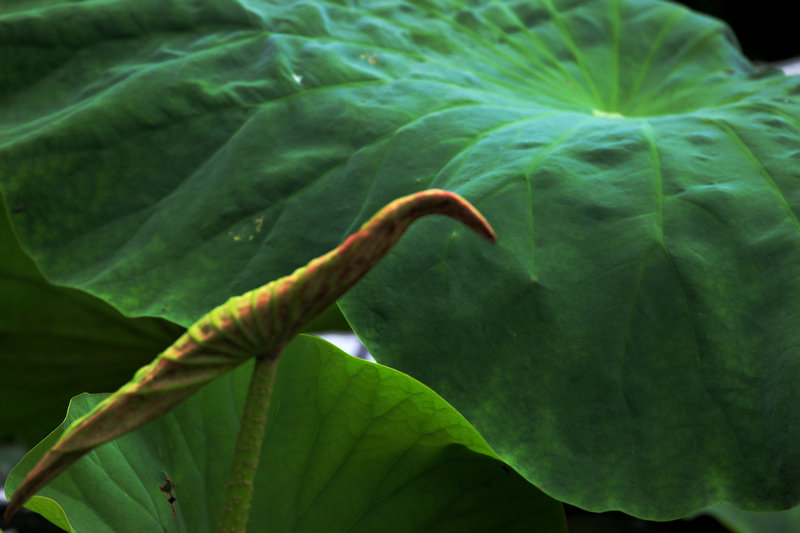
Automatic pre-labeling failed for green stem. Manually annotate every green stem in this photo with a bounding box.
[218,352,280,533]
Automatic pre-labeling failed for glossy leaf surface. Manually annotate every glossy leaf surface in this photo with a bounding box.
[2,0,800,519]
[5,336,566,533]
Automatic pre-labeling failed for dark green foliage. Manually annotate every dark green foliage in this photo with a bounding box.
[2,0,799,524]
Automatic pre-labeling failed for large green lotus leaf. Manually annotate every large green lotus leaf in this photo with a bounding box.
[5,335,566,532]
[2,0,800,520]
[0,197,183,444]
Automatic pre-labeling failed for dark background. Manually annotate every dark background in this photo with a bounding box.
[675,0,800,62]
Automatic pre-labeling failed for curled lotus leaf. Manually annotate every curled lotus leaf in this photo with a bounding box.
[3,190,496,520]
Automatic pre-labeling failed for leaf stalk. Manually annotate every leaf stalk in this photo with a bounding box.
[218,352,280,533]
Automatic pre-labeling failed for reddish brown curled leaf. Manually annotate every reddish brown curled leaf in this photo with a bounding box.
[4,189,496,520]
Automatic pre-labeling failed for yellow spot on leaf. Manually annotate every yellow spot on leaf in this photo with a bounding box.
[361,53,379,65]
[229,214,265,243]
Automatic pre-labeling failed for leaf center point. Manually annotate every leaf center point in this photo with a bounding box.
[591,109,625,118]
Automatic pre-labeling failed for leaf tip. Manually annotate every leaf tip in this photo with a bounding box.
[421,189,497,244]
